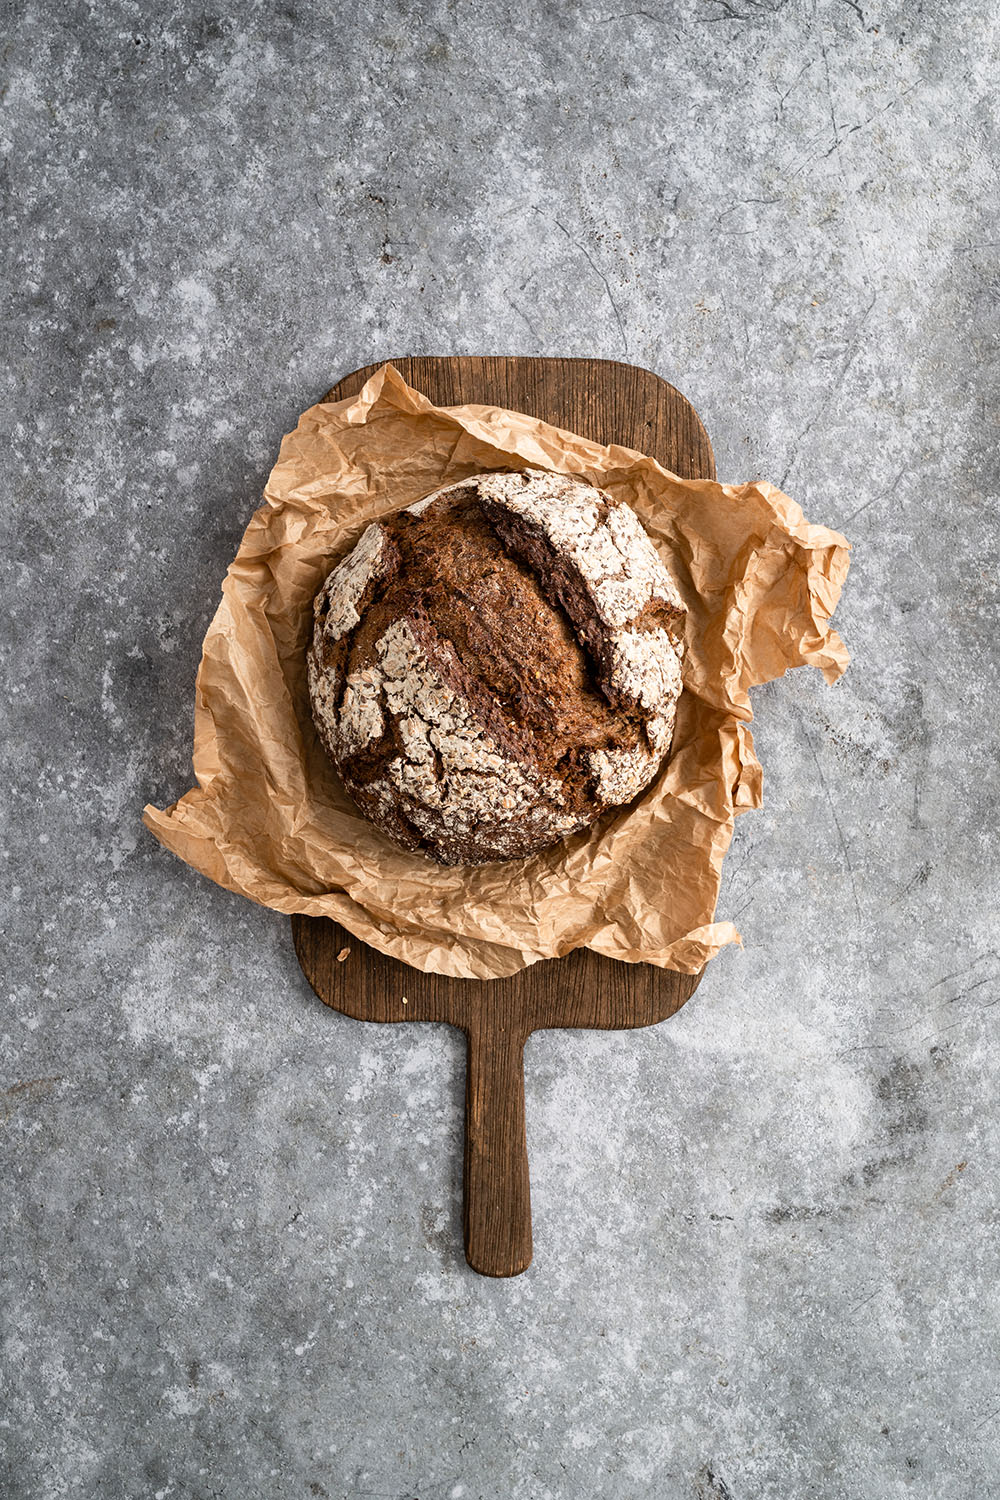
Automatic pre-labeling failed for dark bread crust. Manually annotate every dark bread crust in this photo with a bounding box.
[480,499,684,715]
[307,472,685,866]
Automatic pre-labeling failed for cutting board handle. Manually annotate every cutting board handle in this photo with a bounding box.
[463,1020,532,1277]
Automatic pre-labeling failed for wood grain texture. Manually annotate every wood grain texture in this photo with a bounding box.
[292,356,717,1277]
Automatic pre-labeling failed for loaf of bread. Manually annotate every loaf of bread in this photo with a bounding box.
[307,470,686,866]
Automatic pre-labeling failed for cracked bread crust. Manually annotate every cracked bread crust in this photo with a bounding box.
[307,470,685,866]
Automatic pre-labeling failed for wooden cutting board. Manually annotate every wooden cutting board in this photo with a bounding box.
[292,356,716,1278]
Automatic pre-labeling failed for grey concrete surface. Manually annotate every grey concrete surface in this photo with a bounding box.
[2,1,999,1496]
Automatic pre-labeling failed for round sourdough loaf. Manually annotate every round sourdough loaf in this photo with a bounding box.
[307,470,686,866]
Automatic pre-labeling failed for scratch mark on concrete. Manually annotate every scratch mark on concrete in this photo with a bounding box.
[780,292,876,487]
[544,211,630,359]
[925,953,998,994]
[931,1161,967,1201]
[842,468,905,524]
[799,713,862,920]
[847,1285,885,1316]
[974,1402,1000,1433]
[595,9,666,21]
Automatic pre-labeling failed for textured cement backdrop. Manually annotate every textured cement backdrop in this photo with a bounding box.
[2,2,999,1497]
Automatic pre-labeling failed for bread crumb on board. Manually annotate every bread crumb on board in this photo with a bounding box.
[336,947,351,962]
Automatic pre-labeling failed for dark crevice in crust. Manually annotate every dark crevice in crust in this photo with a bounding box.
[631,592,685,644]
[376,496,644,780]
[477,491,683,716]
[310,528,401,714]
[476,495,612,691]
[340,681,403,789]
[348,780,422,853]
[408,608,545,774]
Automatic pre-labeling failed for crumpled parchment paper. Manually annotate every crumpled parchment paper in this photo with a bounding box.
[143,364,850,979]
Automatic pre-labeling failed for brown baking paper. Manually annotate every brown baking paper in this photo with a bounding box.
[143,364,850,979]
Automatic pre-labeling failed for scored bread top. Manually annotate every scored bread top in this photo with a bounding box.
[307,470,686,866]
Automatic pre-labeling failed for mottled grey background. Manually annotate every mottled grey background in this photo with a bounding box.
[2,1,999,1496]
